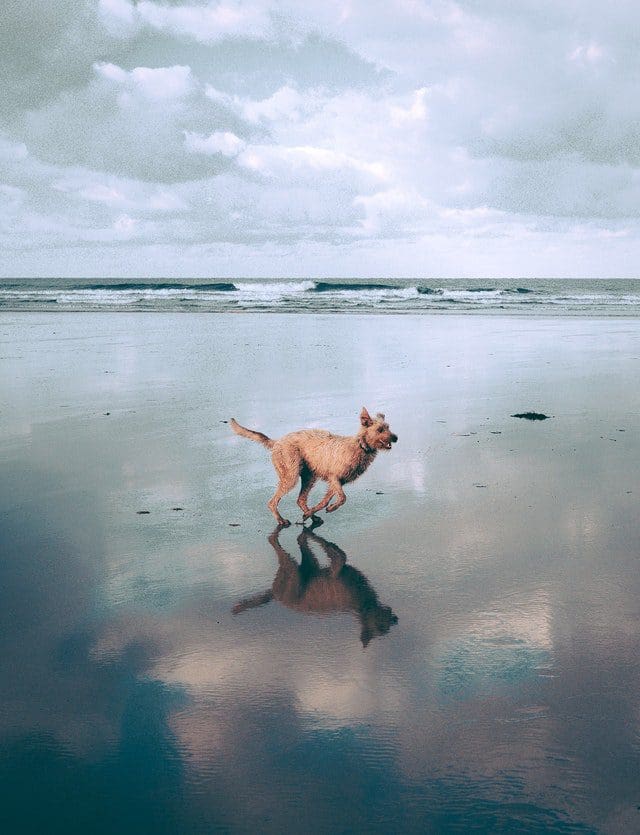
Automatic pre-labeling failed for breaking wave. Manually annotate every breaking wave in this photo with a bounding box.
[1,278,639,315]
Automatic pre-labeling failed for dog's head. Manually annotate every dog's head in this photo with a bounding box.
[360,605,399,647]
[359,407,398,451]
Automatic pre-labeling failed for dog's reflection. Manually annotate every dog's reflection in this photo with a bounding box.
[233,520,398,647]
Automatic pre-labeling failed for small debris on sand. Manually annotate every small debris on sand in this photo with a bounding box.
[512,412,550,421]
[490,431,501,434]
[136,510,150,515]
[375,491,384,495]
[229,522,240,527]
[220,420,228,423]
[172,507,183,511]
[104,412,110,416]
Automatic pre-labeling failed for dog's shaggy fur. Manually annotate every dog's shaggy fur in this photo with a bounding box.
[230,407,397,525]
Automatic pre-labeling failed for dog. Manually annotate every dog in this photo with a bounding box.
[230,407,398,526]
[232,523,398,647]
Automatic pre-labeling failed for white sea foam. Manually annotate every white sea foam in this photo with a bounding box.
[1,279,640,315]
[234,280,315,300]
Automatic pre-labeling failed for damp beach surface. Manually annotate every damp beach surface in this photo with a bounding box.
[1,311,640,834]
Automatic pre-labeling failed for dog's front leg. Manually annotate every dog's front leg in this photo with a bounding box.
[326,485,346,513]
[304,484,337,518]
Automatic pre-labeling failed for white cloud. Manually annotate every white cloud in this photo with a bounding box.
[93,61,128,84]
[3,1,640,275]
[98,0,271,42]
[184,130,245,156]
[236,143,388,185]
[98,0,136,31]
[0,137,28,162]
[390,87,429,126]
[205,84,320,124]
[354,188,433,235]
[53,171,189,212]
[242,85,308,123]
[568,42,605,65]
[94,62,194,100]
[112,213,139,238]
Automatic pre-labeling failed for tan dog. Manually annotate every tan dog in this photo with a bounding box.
[233,524,398,647]
[230,407,398,525]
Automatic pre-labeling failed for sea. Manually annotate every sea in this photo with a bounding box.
[2,277,640,315]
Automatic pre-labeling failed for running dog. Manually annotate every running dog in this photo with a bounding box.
[229,407,398,525]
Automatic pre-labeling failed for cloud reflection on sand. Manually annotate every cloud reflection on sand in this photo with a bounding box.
[144,526,402,730]
[2,313,640,833]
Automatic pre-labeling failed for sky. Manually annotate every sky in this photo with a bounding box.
[1,0,640,278]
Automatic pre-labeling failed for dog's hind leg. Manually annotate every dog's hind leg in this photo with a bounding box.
[268,480,298,527]
[268,448,300,527]
[296,466,317,518]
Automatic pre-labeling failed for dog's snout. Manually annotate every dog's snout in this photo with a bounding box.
[391,434,398,443]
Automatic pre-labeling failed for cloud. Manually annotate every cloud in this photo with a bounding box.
[237,143,387,183]
[94,61,194,100]
[15,60,247,183]
[184,130,245,156]
[53,171,190,212]
[568,41,605,65]
[354,188,434,236]
[2,1,640,275]
[98,0,272,41]
[98,0,137,31]
[206,84,315,124]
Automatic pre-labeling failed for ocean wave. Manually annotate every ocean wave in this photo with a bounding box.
[313,281,397,292]
[1,279,639,315]
[76,281,238,291]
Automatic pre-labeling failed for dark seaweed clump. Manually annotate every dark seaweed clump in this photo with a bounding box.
[511,412,550,421]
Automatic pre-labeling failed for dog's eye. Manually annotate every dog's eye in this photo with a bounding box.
[377,427,383,432]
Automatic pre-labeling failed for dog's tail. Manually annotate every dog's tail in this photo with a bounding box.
[229,418,274,449]
[232,590,273,615]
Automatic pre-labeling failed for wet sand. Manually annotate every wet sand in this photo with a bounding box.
[1,312,639,834]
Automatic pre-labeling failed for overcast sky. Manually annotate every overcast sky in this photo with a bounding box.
[1,0,640,278]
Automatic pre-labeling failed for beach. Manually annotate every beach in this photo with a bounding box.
[1,311,639,834]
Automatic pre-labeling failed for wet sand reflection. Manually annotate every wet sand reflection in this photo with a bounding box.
[233,521,398,647]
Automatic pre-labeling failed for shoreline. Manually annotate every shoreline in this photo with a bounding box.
[2,307,640,318]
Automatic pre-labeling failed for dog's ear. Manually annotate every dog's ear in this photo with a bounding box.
[375,412,385,421]
[360,407,373,427]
